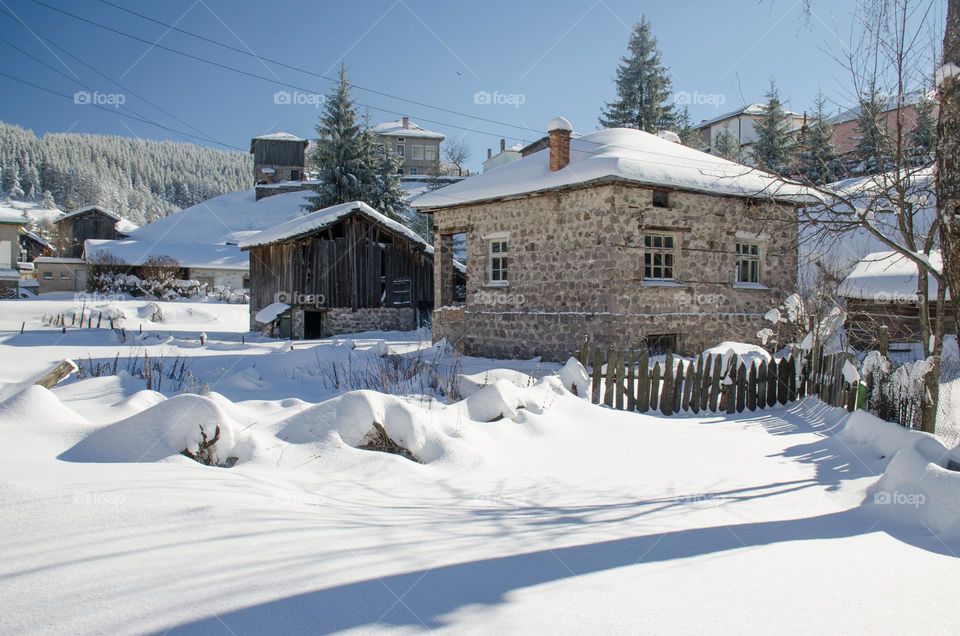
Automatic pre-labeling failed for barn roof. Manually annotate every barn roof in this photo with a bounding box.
[238,201,430,251]
[837,249,947,301]
[56,205,121,222]
[249,131,309,153]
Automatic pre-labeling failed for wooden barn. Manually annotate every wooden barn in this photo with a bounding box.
[239,201,437,339]
[55,206,134,258]
[838,250,956,355]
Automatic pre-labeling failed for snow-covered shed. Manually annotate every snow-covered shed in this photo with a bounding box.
[54,205,136,258]
[414,117,815,361]
[838,250,955,350]
[239,201,435,339]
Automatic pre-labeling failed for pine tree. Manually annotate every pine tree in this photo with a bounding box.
[310,67,406,220]
[40,190,56,210]
[712,126,740,161]
[4,164,24,198]
[853,84,891,174]
[798,94,844,184]
[909,92,937,160]
[599,16,675,132]
[752,80,794,174]
[673,106,701,147]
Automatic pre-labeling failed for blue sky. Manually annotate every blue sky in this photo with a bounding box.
[0,0,904,171]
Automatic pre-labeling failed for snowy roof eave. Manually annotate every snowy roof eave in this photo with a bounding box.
[238,201,432,252]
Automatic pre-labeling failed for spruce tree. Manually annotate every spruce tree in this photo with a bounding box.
[798,94,844,184]
[909,92,937,160]
[712,126,740,161]
[309,66,406,220]
[853,84,891,174]
[752,80,794,174]
[599,16,675,132]
[674,106,701,147]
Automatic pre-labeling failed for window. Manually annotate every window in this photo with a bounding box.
[644,234,676,280]
[487,237,508,285]
[396,137,405,143]
[242,276,250,289]
[60,271,71,279]
[396,143,405,157]
[736,241,761,284]
[645,334,678,356]
[411,145,424,160]
[652,190,670,208]
[409,167,418,175]
[424,145,437,161]
[42,271,53,280]
[290,170,300,181]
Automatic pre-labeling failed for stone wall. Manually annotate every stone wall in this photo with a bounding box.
[431,182,798,360]
[254,306,418,339]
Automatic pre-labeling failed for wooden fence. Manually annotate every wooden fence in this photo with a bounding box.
[574,343,860,416]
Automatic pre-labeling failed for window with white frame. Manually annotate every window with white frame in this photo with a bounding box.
[424,145,437,161]
[42,271,53,280]
[487,236,509,285]
[411,144,424,160]
[396,143,405,158]
[644,233,676,280]
[735,241,761,284]
[409,167,418,175]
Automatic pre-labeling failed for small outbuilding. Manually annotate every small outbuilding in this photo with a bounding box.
[55,205,136,258]
[239,201,436,339]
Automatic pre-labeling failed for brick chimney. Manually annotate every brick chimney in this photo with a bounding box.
[487,148,492,160]
[547,117,572,171]
[401,116,409,129]
[500,138,506,152]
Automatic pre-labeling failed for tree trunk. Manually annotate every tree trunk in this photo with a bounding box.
[938,0,960,342]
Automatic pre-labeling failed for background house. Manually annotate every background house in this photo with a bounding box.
[482,139,524,172]
[34,256,87,294]
[241,201,435,339]
[373,116,444,176]
[828,92,937,160]
[53,205,136,258]
[697,104,806,162]
[415,117,810,361]
[0,212,24,296]
[251,132,311,201]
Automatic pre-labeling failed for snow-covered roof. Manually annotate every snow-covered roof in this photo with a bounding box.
[697,103,802,129]
[85,239,249,271]
[56,205,121,223]
[254,302,291,324]
[0,267,19,280]
[837,250,946,301]
[127,188,313,246]
[20,228,52,249]
[828,91,933,125]
[0,211,25,225]
[239,201,431,251]
[414,127,817,209]
[372,119,444,140]
[0,200,61,226]
[34,256,85,264]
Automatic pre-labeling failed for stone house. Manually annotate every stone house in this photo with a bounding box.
[373,117,444,176]
[414,117,812,361]
[240,201,436,339]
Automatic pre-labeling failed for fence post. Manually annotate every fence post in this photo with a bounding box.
[690,356,702,414]
[578,339,589,366]
[615,350,626,410]
[626,350,636,411]
[591,348,603,405]
[788,356,798,402]
[767,358,779,406]
[661,352,674,416]
[672,361,684,414]
[723,361,736,414]
[649,362,661,412]
[747,363,758,411]
[735,362,747,412]
[637,351,650,413]
[682,361,694,412]
[757,360,768,409]
[603,347,617,407]
[709,355,723,412]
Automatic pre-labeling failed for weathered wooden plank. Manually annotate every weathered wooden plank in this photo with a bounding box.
[591,348,603,405]
[34,359,77,389]
[637,352,650,413]
[778,357,790,405]
[757,360,768,409]
[682,360,694,412]
[747,363,758,411]
[615,350,626,410]
[626,350,637,411]
[709,355,723,412]
[690,356,702,414]
[767,358,779,406]
[722,361,736,414]
[578,340,589,366]
[787,356,798,402]
[736,362,747,412]
[672,361,684,414]
[649,362,661,412]
[699,354,712,411]
[603,348,617,407]
[660,352,674,416]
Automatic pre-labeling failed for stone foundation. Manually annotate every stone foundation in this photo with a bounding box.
[253,306,418,339]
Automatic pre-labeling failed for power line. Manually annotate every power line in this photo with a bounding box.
[0,28,234,149]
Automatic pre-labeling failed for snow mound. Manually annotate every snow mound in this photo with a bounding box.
[60,394,248,466]
[837,410,931,460]
[0,386,93,456]
[702,342,772,369]
[557,357,590,398]
[458,369,536,398]
[460,377,564,422]
[277,390,450,463]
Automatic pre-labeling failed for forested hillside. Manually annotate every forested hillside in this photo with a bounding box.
[0,122,251,225]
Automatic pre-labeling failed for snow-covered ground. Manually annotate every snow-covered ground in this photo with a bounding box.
[1,296,959,634]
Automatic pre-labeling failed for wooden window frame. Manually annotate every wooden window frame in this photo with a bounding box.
[485,233,509,286]
[644,233,677,281]
[735,241,762,285]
